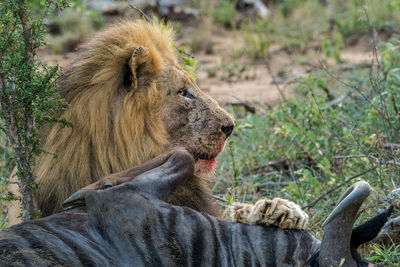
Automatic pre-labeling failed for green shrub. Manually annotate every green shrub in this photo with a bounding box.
[215,36,400,247]
[212,0,237,28]
[241,19,272,59]
[0,0,70,222]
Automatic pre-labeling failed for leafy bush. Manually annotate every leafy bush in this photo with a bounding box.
[215,36,400,248]
[0,0,70,221]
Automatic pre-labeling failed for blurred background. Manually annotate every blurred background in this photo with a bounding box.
[2,0,400,264]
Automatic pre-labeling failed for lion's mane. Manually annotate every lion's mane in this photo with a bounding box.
[35,22,180,215]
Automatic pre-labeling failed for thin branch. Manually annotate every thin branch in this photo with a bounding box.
[213,195,228,203]
[174,46,195,59]
[0,177,19,184]
[334,154,400,167]
[364,5,392,138]
[303,165,378,210]
[248,159,288,173]
[264,57,286,101]
[125,0,195,60]
[126,0,151,22]
[384,143,400,150]
[228,102,256,113]
[318,58,398,132]
[272,62,370,85]
[304,153,400,209]
[17,0,33,66]
[213,195,229,208]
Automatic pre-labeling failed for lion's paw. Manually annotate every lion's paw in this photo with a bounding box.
[230,198,308,230]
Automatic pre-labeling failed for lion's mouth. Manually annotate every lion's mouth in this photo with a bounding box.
[192,139,227,175]
[196,153,218,161]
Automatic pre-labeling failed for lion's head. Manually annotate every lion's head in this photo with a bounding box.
[158,61,234,175]
[35,21,234,215]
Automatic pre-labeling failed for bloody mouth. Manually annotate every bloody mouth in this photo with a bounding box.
[194,139,226,175]
[195,158,217,175]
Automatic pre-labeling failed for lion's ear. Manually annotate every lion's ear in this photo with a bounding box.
[124,46,162,91]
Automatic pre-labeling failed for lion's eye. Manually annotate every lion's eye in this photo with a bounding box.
[178,88,194,99]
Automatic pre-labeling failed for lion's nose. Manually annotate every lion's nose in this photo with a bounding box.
[221,124,234,138]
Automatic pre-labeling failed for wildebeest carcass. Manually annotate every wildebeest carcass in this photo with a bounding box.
[0,148,392,266]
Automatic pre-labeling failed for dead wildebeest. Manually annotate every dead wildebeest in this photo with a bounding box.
[0,148,392,266]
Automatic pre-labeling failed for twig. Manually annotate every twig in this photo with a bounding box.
[321,93,348,110]
[289,163,306,204]
[264,57,286,101]
[213,195,229,208]
[364,5,392,137]
[334,154,400,168]
[384,143,400,150]
[318,59,398,132]
[334,154,379,164]
[304,154,400,209]
[125,0,195,60]
[213,195,228,203]
[272,63,370,85]
[234,133,267,164]
[249,159,288,173]
[0,177,19,184]
[126,0,151,21]
[228,102,256,113]
[303,165,378,210]
[174,46,195,59]
[384,160,400,167]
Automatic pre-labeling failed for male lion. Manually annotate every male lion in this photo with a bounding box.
[9,22,307,229]
[33,21,235,217]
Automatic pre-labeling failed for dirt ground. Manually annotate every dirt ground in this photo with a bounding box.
[39,27,373,105]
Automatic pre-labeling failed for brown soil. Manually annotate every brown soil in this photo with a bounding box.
[39,27,373,106]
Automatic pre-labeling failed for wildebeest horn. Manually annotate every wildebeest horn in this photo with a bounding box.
[322,181,371,227]
[319,181,370,267]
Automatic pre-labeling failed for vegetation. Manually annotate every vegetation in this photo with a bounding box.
[193,0,400,263]
[1,0,399,264]
[45,1,105,53]
[0,0,69,221]
[238,0,400,59]
[216,36,400,221]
